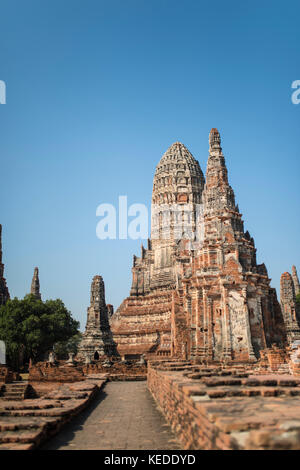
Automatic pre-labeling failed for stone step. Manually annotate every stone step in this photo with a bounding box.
[2,391,27,398]
[0,402,60,411]
[1,383,36,400]
[0,420,44,431]
[0,407,74,418]
[0,428,45,444]
[5,384,28,390]
[4,387,27,392]
[0,377,106,450]
[204,386,300,399]
[0,381,24,386]
[0,442,35,450]
[2,396,24,401]
[5,383,26,387]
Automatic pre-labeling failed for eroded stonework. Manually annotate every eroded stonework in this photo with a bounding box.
[30,267,41,300]
[77,276,116,360]
[0,225,10,306]
[172,129,286,361]
[280,270,300,343]
[292,265,300,296]
[112,129,288,361]
[112,142,205,359]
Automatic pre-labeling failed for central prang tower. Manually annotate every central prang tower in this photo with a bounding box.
[130,142,204,296]
[111,142,205,360]
[111,129,286,361]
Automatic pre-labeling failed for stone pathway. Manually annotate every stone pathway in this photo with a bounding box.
[42,381,180,450]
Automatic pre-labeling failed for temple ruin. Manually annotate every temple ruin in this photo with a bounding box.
[77,275,117,361]
[111,129,294,361]
[0,224,10,306]
[30,267,41,300]
[280,269,300,343]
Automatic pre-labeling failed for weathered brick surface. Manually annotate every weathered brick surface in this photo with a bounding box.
[147,362,300,450]
[77,275,117,361]
[30,267,41,300]
[0,224,9,305]
[29,361,85,383]
[280,272,300,343]
[0,366,21,384]
[0,375,107,450]
[111,130,289,362]
[28,358,147,383]
[82,359,147,380]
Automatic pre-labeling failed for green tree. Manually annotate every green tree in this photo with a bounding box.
[0,295,80,369]
[296,292,300,307]
[54,332,83,359]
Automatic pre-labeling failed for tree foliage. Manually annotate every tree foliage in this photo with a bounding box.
[0,294,80,369]
[54,332,83,359]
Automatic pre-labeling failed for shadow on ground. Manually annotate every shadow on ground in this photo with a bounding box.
[41,388,108,450]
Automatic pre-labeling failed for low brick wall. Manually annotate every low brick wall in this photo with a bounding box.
[0,365,20,384]
[147,362,300,450]
[83,361,147,379]
[148,365,233,449]
[29,362,85,383]
[29,360,147,383]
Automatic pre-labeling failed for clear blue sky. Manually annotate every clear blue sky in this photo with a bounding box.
[0,0,299,330]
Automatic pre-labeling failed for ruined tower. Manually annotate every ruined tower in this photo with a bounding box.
[77,276,116,360]
[30,267,41,300]
[107,304,114,321]
[129,142,204,296]
[292,266,300,296]
[280,270,300,343]
[112,142,205,359]
[0,225,10,305]
[172,129,285,361]
[111,129,286,361]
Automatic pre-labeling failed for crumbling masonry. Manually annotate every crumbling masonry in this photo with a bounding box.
[0,224,9,306]
[77,275,116,360]
[30,267,41,300]
[280,267,300,343]
[111,129,296,361]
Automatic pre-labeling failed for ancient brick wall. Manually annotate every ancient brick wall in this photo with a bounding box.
[147,361,300,450]
[0,365,20,384]
[29,362,85,383]
[148,364,233,449]
[28,359,147,383]
[112,292,173,358]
